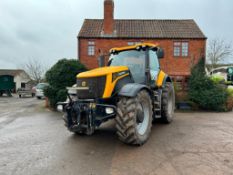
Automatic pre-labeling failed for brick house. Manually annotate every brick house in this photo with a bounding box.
[77,0,206,87]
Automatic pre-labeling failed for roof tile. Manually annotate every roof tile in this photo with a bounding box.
[78,19,206,39]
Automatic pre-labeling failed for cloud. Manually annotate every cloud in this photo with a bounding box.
[0,0,233,69]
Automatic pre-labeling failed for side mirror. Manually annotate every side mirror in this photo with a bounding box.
[98,55,105,67]
[157,48,164,59]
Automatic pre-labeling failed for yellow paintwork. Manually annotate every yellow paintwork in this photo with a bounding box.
[156,70,166,87]
[102,73,129,98]
[77,66,130,99]
[77,66,129,78]
[110,43,159,53]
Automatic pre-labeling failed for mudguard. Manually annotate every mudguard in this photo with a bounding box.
[156,70,173,88]
[118,83,151,97]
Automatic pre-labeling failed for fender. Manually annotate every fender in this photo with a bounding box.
[156,70,173,88]
[118,83,151,97]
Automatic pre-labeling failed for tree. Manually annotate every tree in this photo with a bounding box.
[207,38,233,70]
[22,58,46,83]
[188,58,228,111]
[44,59,87,108]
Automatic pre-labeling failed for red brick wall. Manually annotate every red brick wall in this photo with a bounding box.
[78,38,206,76]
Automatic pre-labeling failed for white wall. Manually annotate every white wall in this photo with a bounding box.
[14,72,31,90]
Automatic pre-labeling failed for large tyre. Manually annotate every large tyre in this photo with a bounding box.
[115,90,153,145]
[161,82,175,123]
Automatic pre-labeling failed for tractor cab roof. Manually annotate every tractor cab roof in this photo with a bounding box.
[110,43,159,54]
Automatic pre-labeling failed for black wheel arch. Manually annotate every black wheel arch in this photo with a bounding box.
[118,83,152,97]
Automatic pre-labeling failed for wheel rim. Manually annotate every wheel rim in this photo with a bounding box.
[136,101,150,135]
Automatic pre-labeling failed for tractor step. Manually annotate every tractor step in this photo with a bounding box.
[154,101,160,105]
[153,90,162,118]
[154,114,161,119]
[153,90,161,106]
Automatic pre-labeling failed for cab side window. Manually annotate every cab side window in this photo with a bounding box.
[149,50,160,82]
[149,50,159,71]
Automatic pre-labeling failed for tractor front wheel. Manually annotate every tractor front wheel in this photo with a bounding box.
[115,90,152,145]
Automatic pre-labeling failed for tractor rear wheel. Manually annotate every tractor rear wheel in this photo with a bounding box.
[161,82,175,123]
[115,90,152,145]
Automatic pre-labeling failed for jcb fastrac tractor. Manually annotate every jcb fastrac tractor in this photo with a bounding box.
[58,43,175,145]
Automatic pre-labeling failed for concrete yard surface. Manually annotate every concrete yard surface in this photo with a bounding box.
[0,96,233,175]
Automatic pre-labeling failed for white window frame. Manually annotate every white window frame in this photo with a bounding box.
[127,41,141,46]
[173,41,189,57]
[88,41,95,56]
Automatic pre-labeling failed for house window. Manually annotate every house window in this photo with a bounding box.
[127,42,141,46]
[173,41,189,57]
[182,42,189,56]
[21,83,26,88]
[88,41,95,56]
[174,42,181,56]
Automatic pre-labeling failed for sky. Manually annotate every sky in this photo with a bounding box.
[0,0,233,69]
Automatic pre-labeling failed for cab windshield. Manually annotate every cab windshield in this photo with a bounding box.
[109,50,146,83]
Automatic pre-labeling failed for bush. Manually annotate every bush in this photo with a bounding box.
[188,58,228,111]
[44,59,87,109]
[226,87,233,111]
[227,87,233,97]
[210,75,225,84]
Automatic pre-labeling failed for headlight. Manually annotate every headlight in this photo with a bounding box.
[105,107,114,114]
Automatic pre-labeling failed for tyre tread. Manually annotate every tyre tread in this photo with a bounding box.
[115,90,152,145]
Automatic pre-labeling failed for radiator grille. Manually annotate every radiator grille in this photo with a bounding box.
[76,76,106,99]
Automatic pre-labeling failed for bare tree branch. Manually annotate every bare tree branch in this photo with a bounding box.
[21,59,47,83]
[207,38,233,70]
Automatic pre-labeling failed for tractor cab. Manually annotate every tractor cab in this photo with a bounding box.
[108,43,165,87]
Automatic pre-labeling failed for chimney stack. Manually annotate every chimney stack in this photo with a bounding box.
[103,0,114,35]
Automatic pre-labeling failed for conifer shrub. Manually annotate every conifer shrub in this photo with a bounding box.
[188,58,228,111]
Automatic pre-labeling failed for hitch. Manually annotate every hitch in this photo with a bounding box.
[64,101,96,135]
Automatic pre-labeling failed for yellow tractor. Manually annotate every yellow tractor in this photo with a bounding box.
[58,43,175,145]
